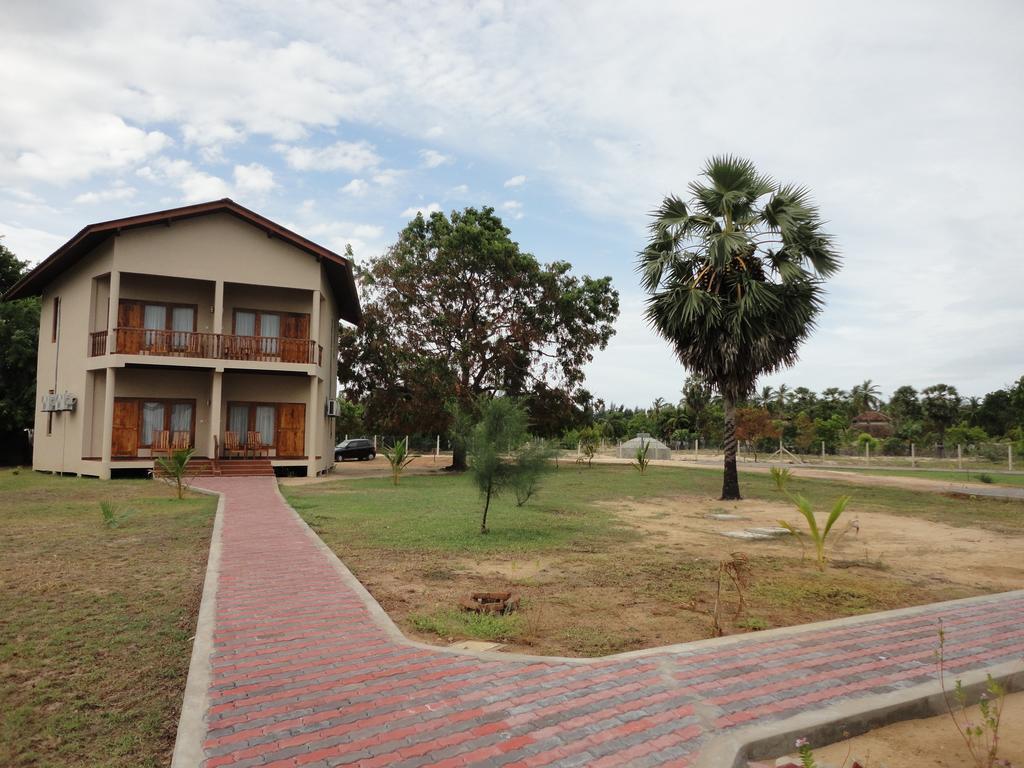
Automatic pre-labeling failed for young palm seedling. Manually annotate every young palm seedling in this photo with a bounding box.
[772,466,850,571]
[383,440,415,485]
[632,438,652,474]
[156,448,195,499]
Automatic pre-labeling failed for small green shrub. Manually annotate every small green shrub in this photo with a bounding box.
[410,609,522,642]
[100,501,119,528]
[977,473,994,484]
[631,438,651,474]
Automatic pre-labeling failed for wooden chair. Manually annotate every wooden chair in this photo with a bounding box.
[171,431,191,451]
[247,430,269,458]
[151,430,171,459]
[223,431,245,459]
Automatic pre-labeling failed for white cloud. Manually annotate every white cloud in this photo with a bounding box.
[500,199,523,219]
[503,174,527,188]
[0,221,67,266]
[419,148,452,169]
[298,219,387,260]
[341,178,369,196]
[137,158,230,202]
[372,168,404,187]
[400,202,442,218]
[274,140,381,172]
[73,182,137,205]
[448,184,470,196]
[232,162,276,195]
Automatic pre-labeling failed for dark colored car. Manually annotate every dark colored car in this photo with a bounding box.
[335,438,376,461]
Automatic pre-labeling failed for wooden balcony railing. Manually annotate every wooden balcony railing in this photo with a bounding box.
[89,330,108,356]
[89,327,320,365]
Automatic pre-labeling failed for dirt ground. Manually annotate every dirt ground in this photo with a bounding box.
[805,691,1024,767]
[341,488,1024,656]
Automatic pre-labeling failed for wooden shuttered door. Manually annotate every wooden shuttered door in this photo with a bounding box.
[117,300,144,353]
[280,313,310,363]
[111,399,139,457]
[275,403,305,457]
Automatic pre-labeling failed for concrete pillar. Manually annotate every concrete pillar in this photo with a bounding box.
[306,375,319,476]
[107,270,120,352]
[310,289,321,368]
[210,370,223,459]
[100,367,116,479]
[213,280,224,335]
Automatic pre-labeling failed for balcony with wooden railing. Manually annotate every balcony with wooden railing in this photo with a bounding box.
[89,327,322,365]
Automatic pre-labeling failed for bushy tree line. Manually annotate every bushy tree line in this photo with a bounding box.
[568,376,1024,457]
[0,239,39,464]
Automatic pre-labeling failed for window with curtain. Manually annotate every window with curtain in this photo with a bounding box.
[254,405,275,446]
[143,304,166,347]
[228,404,249,437]
[171,402,193,437]
[235,311,256,337]
[171,307,194,349]
[259,313,280,355]
[141,401,165,446]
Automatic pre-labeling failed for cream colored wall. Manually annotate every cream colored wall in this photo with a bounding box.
[90,275,110,334]
[115,368,214,456]
[114,214,321,292]
[33,241,113,475]
[222,284,311,334]
[119,274,216,333]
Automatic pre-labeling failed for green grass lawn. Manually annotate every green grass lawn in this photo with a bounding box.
[285,463,1022,655]
[824,466,1024,488]
[285,463,1024,550]
[0,469,216,768]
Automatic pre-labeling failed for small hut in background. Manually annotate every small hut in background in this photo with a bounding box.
[618,433,672,460]
[850,410,894,438]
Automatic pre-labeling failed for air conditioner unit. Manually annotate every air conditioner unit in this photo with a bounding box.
[325,399,339,418]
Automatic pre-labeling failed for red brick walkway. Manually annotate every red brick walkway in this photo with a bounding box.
[182,477,1024,767]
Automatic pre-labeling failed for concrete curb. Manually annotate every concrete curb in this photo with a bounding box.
[709,660,1024,767]
[170,488,224,768]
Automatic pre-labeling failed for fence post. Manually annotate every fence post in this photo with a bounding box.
[865,442,869,465]
[695,438,699,463]
[435,434,440,458]
[911,442,915,468]
[404,435,409,452]
[821,440,825,463]
[1010,444,1014,472]
[957,443,962,471]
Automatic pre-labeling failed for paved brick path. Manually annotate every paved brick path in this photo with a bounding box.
[180,477,1024,768]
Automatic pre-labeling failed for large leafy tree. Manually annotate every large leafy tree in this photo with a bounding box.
[339,207,619,469]
[639,156,840,499]
[0,239,40,464]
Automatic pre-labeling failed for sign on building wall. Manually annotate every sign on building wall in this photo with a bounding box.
[41,392,77,412]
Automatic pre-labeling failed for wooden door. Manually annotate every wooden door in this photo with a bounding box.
[280,313,310,363]
[275,403,305,457]
[117,300,143,353]
[111,399,139,457]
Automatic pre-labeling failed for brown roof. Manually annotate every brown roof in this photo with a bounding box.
[2,198,362,325]
[851,410,892,424]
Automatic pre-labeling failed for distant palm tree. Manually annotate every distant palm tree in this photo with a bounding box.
[757,385,776,409]
[640,156,840,499]
[775,383,790,417]
[851,379,882,412]
[652,397,666,414]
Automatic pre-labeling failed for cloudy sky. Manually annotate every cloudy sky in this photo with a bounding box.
[3,1,1022,405]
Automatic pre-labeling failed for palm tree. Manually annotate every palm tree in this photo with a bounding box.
[850,379,882,412]
[757,385,776,409]
[640,156,840,499]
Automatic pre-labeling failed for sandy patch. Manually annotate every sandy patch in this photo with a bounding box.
[806,691,1024,768]
[606,494,1024,593]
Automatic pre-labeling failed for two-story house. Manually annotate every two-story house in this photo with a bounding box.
[4,199,361,479]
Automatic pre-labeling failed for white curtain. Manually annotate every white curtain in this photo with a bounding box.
[260,313,280,355]
[141,401,164,446]
[228,404,249,438]
[255,405,275,446]
[235,311,256,336]
[171,307,193,349]
[143,304,165,347]
[171,403,192,436]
